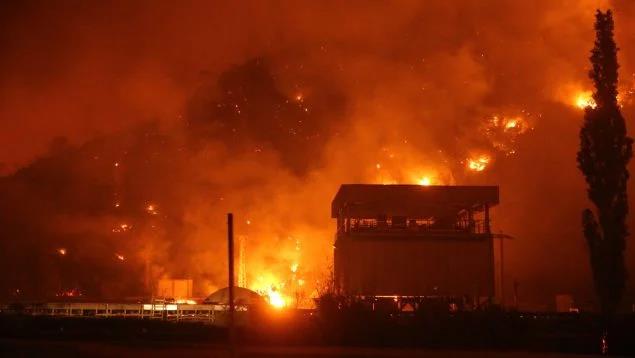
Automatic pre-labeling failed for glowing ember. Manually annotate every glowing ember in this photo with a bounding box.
[574,91,597,109]
[467,155,490,172]
[56,288,82,297]
[294,93,304,102]
[112,223,132,233]
[375,163,381,169]
[146,203,158,215]
[290,262,299,273]
[115,253,125,261]
[57,248,67,256]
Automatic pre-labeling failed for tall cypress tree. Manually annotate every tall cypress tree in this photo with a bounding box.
[577,10,632,316]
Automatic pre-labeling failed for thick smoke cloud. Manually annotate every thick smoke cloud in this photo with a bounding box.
[1,0,634,309]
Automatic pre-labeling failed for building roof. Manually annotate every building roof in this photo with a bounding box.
[203,286,264,305]
[331,184,499,218]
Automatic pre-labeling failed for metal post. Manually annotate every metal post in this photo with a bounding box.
[227,213,236,355]
[513,280,519,309]
[500,236,505,308]
[484,204,491,234]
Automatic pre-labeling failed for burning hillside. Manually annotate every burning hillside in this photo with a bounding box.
[1,1,635,308]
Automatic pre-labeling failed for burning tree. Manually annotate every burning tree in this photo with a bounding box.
[577,10,632,316]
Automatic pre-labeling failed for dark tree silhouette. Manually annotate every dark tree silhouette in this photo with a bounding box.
[577,10,632,316]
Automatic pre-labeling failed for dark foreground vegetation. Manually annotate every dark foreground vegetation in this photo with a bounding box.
[1,309,634,356]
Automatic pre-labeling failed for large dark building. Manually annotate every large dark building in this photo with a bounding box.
[332,184,499,299]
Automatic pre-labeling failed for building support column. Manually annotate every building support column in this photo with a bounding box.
[484,204,491,234]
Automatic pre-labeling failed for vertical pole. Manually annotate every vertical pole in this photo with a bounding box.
[227,213,236,354]
[484,204,491,234]
[499,236,505,308]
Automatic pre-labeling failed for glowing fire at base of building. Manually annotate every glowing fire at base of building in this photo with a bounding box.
[417,177,432,186]
[266,289,286,309]
[250,272,291,309]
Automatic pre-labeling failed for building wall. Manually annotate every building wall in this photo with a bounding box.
[156,279,193,300]
[335,235,494,297]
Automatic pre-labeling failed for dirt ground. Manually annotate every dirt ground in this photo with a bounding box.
[0,339,603,358]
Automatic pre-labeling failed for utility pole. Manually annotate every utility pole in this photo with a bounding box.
[513,280,519,309]
[500,235,504,308]
[227,213,236,355]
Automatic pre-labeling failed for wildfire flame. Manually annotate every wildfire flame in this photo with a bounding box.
[245,234,307,309]
[251,272,290,309]
[467,154,491,172]
[489,115,526,132]
[504,117,519,130]
[574,91,597,110]
[417,177,432,186]
[479,114,531,159]
[266,288,286,309]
